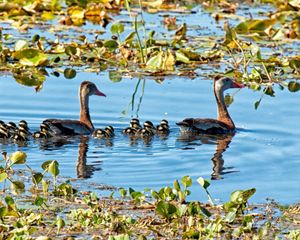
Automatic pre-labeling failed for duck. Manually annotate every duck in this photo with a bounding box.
[156,119,170,134]
[176,76,244,134]
[42,81,106,136]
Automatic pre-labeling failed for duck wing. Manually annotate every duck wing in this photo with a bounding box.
[176,118,231,134]
[43,119,92,136]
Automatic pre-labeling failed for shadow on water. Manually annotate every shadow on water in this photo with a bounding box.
[176,132,238,180]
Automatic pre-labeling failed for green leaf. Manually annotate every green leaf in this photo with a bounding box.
[111,21,125,35]
[0,206,8,217]
[224,211,236,222]
[124,32,136,45]
[48,160,60,177]
[10,151,27,164]
[56,216,65,233]
[224,94,234,107]
[182,175,192,188]
[254,99,261,110]
[156,201,177,219]
[109,70,122,82]
[65,45,77,56]
[64,68,77,79]
[103,40,119,51]
[288,81,300,92]
[0,172,8,183]
[15,40,28,51]
[146,51,163,70]
[34,196,45,207]
[10,181,25,195]
[175,51,190,63]
[173,179,181,191]
[264,86,275,97]
[32,172,43,185]
[13,48,48,66]
[197,177,210,190]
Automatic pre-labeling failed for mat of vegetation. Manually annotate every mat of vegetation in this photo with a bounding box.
[0,151,300,239]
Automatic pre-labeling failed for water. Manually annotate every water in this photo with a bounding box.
[1,72,299,204]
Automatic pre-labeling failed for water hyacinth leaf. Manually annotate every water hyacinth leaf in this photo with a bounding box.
[175,51,190,63]
[10,181,25,195]
[230,188,256,203]
[13,69,46,88]
[56,216,65,233]
[254,99,262,110]
[224,211,236,223]
[197,177,210,190]
[103,40,119,51]
[48,160,60,177]
[289,58,300,72]
[13,48,48,66]
[156,201,177,219]
[146,51,163,70]
[32,172,43,185]
[15,40,28,51]
[163,50,176,71]
[182,175,192,188]
[109,70,122,82]
[65,45,77,56]
[0,206,8,217]
[264,86,275,97]
[10,151,27,164]
[64,68,77,79]
[288,81,300,92]
[111,21,125,35]
[173,179,181,191]
[235,19,276,35]
[124,31,136,45]
[250,45,262,60]
[34,196,45,207]
[0,172,8,182]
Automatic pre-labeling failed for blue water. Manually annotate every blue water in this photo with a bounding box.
[0,2,300,204]
[1,71,300,204]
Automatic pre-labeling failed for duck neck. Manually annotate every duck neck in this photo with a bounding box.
[214,86,235,130]
[79,92,94,130]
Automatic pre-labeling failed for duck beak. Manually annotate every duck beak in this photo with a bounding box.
[95,89,106,97]
[232,81,245,88]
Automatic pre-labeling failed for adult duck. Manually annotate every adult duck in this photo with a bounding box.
[176,76,244,134]
[43,81,106,136]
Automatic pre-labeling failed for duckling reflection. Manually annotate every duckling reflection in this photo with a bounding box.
[177,132,237,180]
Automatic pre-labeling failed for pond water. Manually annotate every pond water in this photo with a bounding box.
[0,1,300,204]
[0,71,299,204]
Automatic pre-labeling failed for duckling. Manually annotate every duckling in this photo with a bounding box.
[130,118,142,130]
[12,129,28,142]
[0,125,10,138]
[140,128,155,138]
[19,120,30,132]
[93,129,109,139]
[143,121,156,134]
[32,122,51,139]
[104,125,115,137]
[156,119,170,134]
[6,122,17,134]
[122,127,137,135]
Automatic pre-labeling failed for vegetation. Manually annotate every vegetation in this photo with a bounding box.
[0,151,300,239]
[0,0,299,106]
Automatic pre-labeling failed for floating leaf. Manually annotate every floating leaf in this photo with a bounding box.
[65,45,77,56]
[48,160,60,177]
[173,180,181,191]
[182,176,192,188]
[288,81,300,92]
[32,172,43,185]
[103,40,119,51]
[15,40,28,51]
[10,151,27,164]
[109,70,122,82]
[224,94,234,106]
[111,21,125,35]
[64,68,77,79]
[13,48,48,66]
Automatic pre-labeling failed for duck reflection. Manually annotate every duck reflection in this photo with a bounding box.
[36,136,103,179]
[177,132,238,180]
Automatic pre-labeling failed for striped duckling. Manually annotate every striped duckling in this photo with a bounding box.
[156,119,170,135]
[6,122,17,135]
[33,122,51,139]
[0,121,10,138]
[122,118,141,135]
[140,121,156,138]
[93,126,115,139]
[12,120,31,142]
